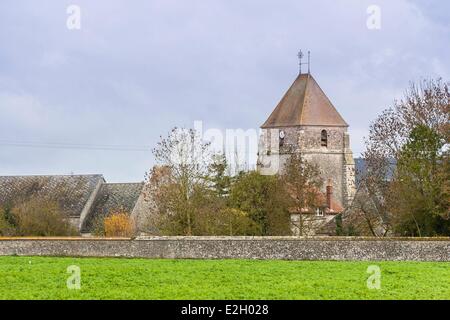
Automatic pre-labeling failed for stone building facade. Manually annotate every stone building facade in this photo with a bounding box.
[257,73,356,235]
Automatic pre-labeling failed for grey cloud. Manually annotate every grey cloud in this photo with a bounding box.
[0,0,448,181]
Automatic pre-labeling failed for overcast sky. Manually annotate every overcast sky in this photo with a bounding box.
[0,0,448,182]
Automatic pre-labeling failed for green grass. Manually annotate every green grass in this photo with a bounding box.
[0,256,448,299]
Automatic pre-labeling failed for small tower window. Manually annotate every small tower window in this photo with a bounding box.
[321,130,328,147]
[279,130,285,147]
[316,208,324,217]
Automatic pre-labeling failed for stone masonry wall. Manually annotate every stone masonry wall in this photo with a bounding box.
[257,126,355,207]
[0,237,449,261]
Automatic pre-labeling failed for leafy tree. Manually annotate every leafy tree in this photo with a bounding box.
[389,125,449,236]
[359,78,449,236]
[228,171,291,235]
[208,154,232,197]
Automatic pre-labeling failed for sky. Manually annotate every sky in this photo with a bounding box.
[0,0,448,182]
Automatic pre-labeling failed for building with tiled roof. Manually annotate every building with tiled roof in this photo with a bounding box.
[0,174,144,235]
[258,72,356,235]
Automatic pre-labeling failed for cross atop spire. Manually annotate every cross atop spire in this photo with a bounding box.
[297,50,311,75]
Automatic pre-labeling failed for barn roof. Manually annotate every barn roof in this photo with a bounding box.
[0,174,104,217]
[81,182,144,233]
[261,73,348,128]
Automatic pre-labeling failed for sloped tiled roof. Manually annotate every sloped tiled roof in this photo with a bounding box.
[316,216,339,235]
[81,182,144,233]
[317,192,344,214]
[0,175,104,217]
[261,73,348,128]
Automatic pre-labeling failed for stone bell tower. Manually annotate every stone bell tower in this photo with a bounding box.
[257,72,356,209]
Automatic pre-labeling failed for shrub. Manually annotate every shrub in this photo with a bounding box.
[0,207,16,236]
[90,215,106,236]
[103,211,135,237]
[217,208,260,236]
[12,197,77,236]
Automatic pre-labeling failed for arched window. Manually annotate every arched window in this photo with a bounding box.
[321,130,328,147]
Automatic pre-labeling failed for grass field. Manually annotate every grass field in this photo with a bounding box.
[0,256,449,299]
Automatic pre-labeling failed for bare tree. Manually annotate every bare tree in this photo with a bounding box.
[145,127,213,235]
[279,153,324,236]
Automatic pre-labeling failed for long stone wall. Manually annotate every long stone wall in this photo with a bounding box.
[0,237,449,261]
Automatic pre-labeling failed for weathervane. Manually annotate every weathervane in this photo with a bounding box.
[297,50,311,75]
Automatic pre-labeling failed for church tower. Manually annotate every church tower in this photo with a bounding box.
[257,72,356,209]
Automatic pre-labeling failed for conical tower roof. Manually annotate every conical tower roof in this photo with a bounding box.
[261,74,348,128]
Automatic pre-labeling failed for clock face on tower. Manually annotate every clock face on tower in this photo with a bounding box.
[279,130,285,139]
